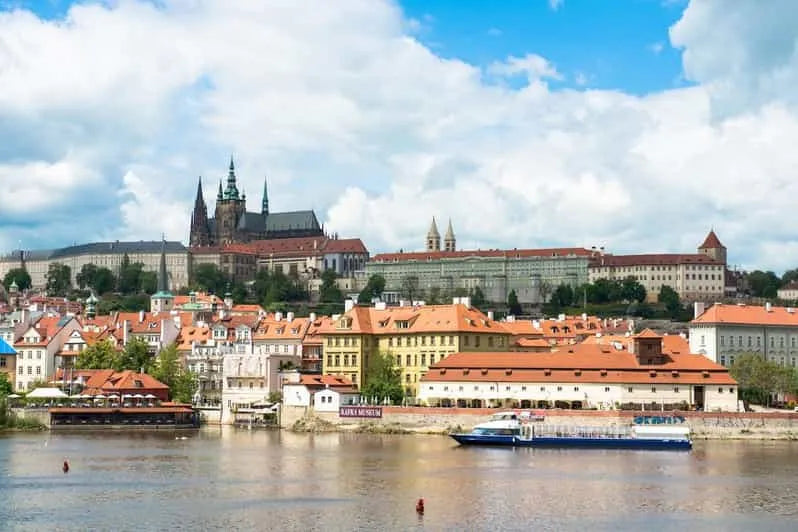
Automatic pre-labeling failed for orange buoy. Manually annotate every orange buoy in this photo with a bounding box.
[416,498,424,515]
[62,460,69,474]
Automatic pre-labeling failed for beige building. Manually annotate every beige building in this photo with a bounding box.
[319,299,511,396]
[0,241,190,290]
[420,330,738,411]
[588,231,727,302]
[777,282,798,302]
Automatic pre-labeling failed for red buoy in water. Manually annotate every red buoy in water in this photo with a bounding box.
[62,460,69,474]
[416,498,424,515]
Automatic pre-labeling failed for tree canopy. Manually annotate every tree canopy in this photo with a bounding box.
[470,286,486,309]
[746,270,781,299]
[730,353,798,406]
[0,372,12,396]
[361,352,404,404]
[2,268,31,292]
[657,285,682,319]
[358,274,386,304]
[320,269,343,303]
[253,269,306,306]
[77,263,117,295]
[399,275,419,302]
[507,289,522,315]
[149,343,196,404]
[76,339,121,370]
[46,262,72,297]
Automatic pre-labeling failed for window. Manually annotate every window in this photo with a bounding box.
[326,355,332,367]
[0,357,5,367]
[781,338,785,348]
[505,386,511,391]
[406,355,411,366]
[421,354,426,366]
[521,386,527,391]
[700,335,705,346]
[651,387,656,393]
[720,356,726,366]
[405,374,410,383]
[720,336,724,346]
[729,388,735,394]
[334,355,340,366]
[674,387,680,393]
[573,386,579,392]
[27,367,32,375]
[748,336,752,347]
[449,336,454,346]
[18,366,23,374]
[352,355,357,366]
[343,355,349,366]
[739,336,743,346]
[540,387,545,392]
[718,387,723,393]
[474,336,480,347]
[557,386,562,391]
[604,387,610,392]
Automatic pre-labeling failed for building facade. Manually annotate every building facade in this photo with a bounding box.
[0,241,190,290]
[189,157,324,247]
[690,303,798,368]
[588,231,727,303]
[367,245,592,306]
[319,300,511,396]
[13,316,80,391]
[419,331,738,411]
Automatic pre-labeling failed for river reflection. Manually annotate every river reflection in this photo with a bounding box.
[1,429,797,531]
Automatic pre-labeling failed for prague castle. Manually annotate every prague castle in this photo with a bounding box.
[189,157,323,246]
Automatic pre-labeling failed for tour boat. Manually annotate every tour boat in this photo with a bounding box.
[450,411,692,450]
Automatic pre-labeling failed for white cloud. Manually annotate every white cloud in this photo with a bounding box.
[549,0,564,11]
[649,41,664,54]
[1,0,798,273]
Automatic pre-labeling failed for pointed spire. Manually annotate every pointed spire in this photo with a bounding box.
[427,216,440,237]
[444,218,456,252]
[262,176,270,215]
[445,219,454,239]
[157,236,169,294]
[217,179,223,200]
[224,155,240,200]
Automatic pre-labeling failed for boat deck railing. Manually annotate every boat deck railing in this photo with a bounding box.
[521,425,632,440]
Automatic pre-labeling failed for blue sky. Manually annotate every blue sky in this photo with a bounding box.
[2,0,798,271]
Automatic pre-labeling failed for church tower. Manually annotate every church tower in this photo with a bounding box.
[426,217,441,252]
[698,229,727,264]
[189,177,212,247]
[150,238,174,313]
[262,176,269,216]
[214,156,247,245]
[444,219,456,252]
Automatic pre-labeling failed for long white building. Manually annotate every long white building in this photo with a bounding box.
[690,302,798,368]
[419,331,738,412]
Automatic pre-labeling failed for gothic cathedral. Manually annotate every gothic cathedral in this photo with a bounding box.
[189,157,323,247]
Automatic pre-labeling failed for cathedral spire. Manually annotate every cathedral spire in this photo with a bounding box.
[444,219,456,252]
[426,217,440,252]
[189,176,212,247]
[157,236,170,294]
[224,155,240,200]
[217,179,223,200]
[268,177,269,216]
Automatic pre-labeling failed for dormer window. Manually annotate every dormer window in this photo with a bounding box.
[395,320,409,329]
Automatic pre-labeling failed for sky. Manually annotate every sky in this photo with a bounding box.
[1,0,797,272]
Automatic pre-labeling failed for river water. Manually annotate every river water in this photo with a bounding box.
[1,428,797,531]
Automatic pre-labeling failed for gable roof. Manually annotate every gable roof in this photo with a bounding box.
[692,303,798,327]
[591,253,723,267]
[699,230,725,250]
[265,210,321,232]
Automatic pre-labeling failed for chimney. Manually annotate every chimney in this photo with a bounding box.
[694,302,706,319]
[487,311,494,320]
[581,313,587,321]
[309,312,317,322]
[765,302,773,313]
[400,300,408,307]
[460,297,471,309]
[375,301,387,311]
[275,312,283,322]
[123,320,130,345]
[344,299,355,312]
[139,310,145,323]
[20,308,28,325]
[287,312,295,322]
[557,313,565,322]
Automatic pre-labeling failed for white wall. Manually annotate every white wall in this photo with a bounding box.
[283,384,311,407]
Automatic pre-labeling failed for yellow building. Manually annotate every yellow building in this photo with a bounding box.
[319,302,510,396]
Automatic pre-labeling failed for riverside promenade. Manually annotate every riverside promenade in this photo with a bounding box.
[281,406,798,440]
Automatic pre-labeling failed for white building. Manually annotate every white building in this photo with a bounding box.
[283,374,359,412]
[777,282,798,302]
[690,302,798,368]
[588,230,727,303]
[419,330,738,412]
[13,315,80,391]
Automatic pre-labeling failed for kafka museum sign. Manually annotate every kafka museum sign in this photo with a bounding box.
[339,406,383,418]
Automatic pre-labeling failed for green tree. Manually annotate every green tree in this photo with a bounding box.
[782,268,798,286]
[139,271,158,295]
[551,284,574,308]
[76,339,121,370]
[746,270,781,299]
[507,289,522,315]
[426,286,444,305]
[399,275,419,302]
[118,337,152,373]
[730,353,798,406]
[118,255,145,294]
[358,274,386,304]
[470,286,487,308]
[320,269,343,303]
[0,372,12,396]
[3,267,32,292]
[361,352,404,404]
[45,262,72,296]
[658,285,682,319]
[621,276,647,303]
[149,343,196,403]
[76,263,98,290]
[192,263,228,294]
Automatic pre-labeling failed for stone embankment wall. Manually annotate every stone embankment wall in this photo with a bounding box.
[196,407,221,425]
[281,406,798,440]
[10,408,51,428]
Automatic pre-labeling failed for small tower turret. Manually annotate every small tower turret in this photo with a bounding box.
[444,219,456,252]
[426,217,441,252]
[150,237,175,313]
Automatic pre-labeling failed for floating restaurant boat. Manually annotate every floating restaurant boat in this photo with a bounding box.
[450,411,692,451]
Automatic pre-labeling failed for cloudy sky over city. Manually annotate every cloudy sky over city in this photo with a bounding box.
[1,0,797,271]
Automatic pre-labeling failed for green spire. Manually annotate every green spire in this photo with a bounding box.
[268,177,269,216]
[224,155,240,200]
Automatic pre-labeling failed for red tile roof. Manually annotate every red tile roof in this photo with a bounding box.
[424,345,736,385]
[692,303,798,326]
[699,230,725,250]
[371,247,593,262]
[591,253,723,267]
[297,374,357,392]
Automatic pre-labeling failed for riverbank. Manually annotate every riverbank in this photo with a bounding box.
[283,406,798,440]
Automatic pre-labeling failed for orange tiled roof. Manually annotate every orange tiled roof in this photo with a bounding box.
[424,345,736,385]
[253,317,309,340]
[699,230,725,249]
[176,326,211,350]
[298,374,357,392]
[581,333,689,355]
[634,328,662,339]
[592,253,722,267]
[515,338,551,348]
[317,304,506,336]
[692,303,798,327]
[231,304,265,314]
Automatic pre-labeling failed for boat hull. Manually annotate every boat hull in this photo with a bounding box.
[450,434,691,450]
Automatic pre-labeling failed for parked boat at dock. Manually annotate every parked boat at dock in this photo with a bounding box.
[450,411,692,450]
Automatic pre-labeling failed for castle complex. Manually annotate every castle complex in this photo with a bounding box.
[189,157,323,246]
